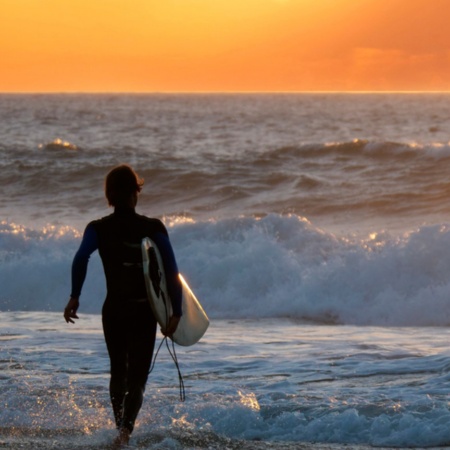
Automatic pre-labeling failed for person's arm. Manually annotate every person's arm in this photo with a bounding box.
[64,224,98,324]
[152,231,182,335]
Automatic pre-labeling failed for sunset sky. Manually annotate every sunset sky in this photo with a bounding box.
[1,0,449,92]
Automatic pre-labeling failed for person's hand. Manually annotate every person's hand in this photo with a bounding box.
[161,315,181,337]
[64,297,79,324]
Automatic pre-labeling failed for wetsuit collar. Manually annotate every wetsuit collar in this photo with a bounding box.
[113,206,137,217]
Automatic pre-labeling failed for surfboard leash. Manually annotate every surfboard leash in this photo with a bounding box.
[148,336,186,402]
[147,247,186,401]
[165,337,186,402]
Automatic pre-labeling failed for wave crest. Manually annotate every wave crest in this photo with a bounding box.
[39,138,78,151]
[2,215,450,326]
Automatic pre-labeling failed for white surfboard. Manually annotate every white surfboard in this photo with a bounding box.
[141,237,209,346]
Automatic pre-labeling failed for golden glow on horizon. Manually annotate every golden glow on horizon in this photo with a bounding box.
[1,0,450,92]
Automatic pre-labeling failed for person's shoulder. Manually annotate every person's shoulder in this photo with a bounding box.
[137,214,166,230]
[136,214,168,235]
[87,213,114,229]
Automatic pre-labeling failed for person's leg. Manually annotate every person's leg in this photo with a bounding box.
[121,303,157,433]
[102,302,129,429]
[109,358,128,428]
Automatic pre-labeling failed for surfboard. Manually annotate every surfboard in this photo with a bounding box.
[141,237,209,346]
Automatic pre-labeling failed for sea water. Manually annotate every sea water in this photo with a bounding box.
[1,93,450,449]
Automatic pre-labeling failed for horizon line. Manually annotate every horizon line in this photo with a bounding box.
[1,90,450,95]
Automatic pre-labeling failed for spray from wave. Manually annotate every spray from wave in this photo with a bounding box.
[2,214,450,326]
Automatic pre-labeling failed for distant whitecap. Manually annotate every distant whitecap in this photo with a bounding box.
[39,138,78,151]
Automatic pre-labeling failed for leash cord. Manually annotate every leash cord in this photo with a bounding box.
[165,336,186,402]
[147,247,185,401]
[148,335,186,402]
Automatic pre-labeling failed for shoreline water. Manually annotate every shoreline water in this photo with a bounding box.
[2,313,450,448]
[2,428,449,450]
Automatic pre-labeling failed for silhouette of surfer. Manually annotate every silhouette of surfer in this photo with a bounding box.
[64,164,182,447]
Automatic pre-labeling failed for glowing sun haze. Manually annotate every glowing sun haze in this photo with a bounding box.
[1,0,449,92]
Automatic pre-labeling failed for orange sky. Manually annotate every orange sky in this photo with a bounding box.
[1,0,449,92]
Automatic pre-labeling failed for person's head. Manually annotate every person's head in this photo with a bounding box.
[105,164,144,207]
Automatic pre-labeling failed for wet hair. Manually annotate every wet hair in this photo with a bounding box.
[105,164,144,207]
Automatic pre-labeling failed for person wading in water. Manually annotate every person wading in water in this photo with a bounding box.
[64,164,182,448]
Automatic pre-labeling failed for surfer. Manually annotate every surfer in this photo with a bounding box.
[63,164,182,448]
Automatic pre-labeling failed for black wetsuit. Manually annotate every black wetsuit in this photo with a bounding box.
[71,207,182,433]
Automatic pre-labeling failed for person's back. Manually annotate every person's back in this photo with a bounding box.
[93,208,167,302]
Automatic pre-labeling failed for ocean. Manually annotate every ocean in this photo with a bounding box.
[1,93,450,449]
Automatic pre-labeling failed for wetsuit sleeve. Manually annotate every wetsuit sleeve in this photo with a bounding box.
[152,231,183,317]
[70,224,99,299]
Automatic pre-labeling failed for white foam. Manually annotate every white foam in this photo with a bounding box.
[2,215,450,326]
[2,313,450,447]
[170,214,450,326]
